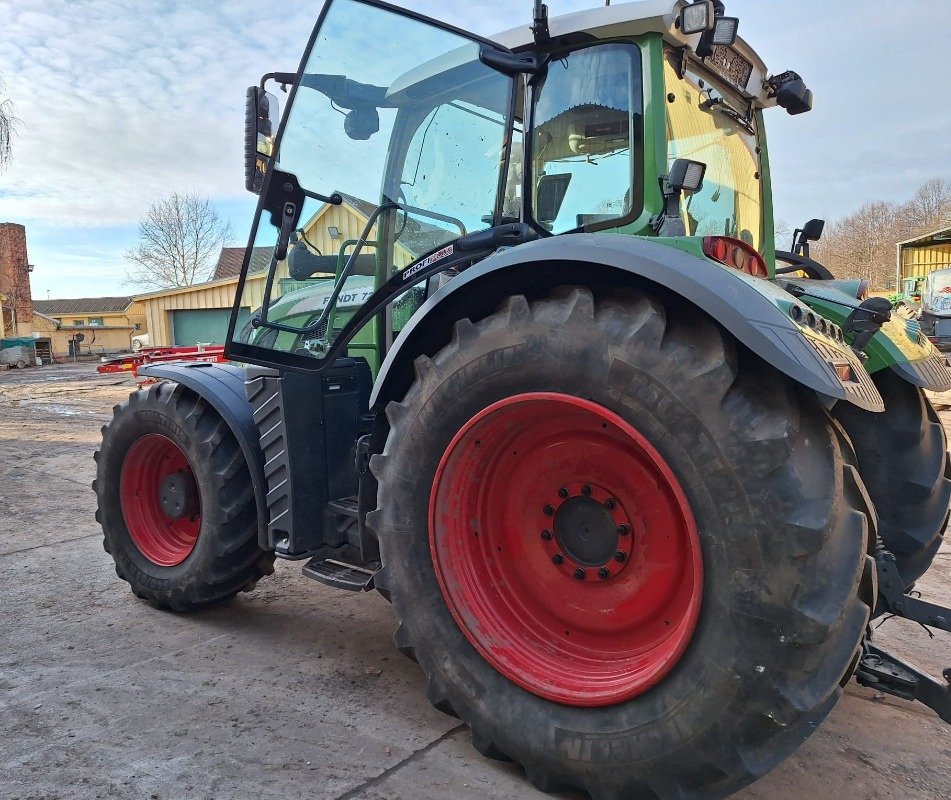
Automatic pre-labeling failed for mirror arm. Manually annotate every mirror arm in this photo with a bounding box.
[260,72,298,92]
[650,177,687,237]
[302,188,343,206]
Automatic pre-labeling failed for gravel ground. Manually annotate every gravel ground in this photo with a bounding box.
[1,362,949,800]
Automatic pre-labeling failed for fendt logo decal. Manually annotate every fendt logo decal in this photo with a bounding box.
[403,244,454,281]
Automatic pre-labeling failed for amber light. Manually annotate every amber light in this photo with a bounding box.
[833,362,855,383]
[702,236,768,278]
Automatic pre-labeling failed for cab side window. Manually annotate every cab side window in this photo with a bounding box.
[529,44,641,233]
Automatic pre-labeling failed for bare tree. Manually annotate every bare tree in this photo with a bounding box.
[907,177,951,232]
[0,74,20,170]
[125,193,233,290]
[773,218,793,251]
[812,200,911,288]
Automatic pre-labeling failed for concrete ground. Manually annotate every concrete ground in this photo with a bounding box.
[1,362,949,800]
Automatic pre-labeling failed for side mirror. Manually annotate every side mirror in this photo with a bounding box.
[775,78,812,115]
[536,173,572,224]
[245,87,280,194]
[344,107,380,141]
[791,218,824,256]
[801,218,824,242]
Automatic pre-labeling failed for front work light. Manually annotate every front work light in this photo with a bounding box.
[679,1,714,34]
[711,16,739,45]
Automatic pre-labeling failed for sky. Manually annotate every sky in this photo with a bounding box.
[1,0,948,299]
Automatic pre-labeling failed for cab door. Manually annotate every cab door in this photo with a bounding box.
[226,0,519,376]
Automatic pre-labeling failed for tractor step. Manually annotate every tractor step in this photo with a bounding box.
[327,496,359,519]
[855,642,951,723]
[302,557,376,592]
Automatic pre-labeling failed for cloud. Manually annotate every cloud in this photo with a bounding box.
[0,0,948,296]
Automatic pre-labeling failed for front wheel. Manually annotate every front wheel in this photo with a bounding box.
[94,381,274,610]
[370,287,874,800]
[833,368,950,587]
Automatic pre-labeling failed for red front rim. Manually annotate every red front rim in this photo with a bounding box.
[119,434,201,567]
[429,393,703,707]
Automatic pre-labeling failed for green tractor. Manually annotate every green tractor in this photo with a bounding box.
[890,274,925,310]
[94,2,951,798]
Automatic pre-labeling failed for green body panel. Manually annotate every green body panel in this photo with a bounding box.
[754,108,776,274]
[776,279,932,373]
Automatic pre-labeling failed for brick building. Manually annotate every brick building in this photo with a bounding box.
[0,222,33,337]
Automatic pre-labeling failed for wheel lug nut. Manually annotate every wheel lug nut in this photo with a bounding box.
[598,567,610,580]
[614,551,627,563]
[552,554,564,565]
[541,529,552,541]
[617,524,629,535]
[558,487,569,498]
[581,484,592,496]
[543,504,554,516]
[574,568,586,580]
[604,498,616,510]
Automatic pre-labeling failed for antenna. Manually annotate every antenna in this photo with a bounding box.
[532,0,550,43]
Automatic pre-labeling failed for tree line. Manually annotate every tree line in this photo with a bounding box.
[805,178,951,289]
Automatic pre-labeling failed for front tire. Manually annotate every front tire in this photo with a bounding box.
[94,381,274,611]
[370,288,873,799]
[833,368,951,587]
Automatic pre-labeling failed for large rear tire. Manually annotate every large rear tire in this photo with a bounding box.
[370,288,874,799]
[833,368,950,587]
[94,381,274,611]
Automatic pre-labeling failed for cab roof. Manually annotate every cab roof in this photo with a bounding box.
[492,1,773,106]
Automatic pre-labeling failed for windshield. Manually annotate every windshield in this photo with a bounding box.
[663,48,762,250]
[229,0,513,373]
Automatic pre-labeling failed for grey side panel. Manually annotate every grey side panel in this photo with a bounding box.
[892,349,951,392]
[138,362,268,543]
[372,234,882,411]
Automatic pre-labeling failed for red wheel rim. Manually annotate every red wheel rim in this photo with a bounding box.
[119,434,201,567]
[429,393,703,707]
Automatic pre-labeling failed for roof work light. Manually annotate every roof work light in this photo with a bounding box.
[678,1,714,34]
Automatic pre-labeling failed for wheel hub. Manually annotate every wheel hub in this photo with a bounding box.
[158,471,199,520]
[543,483,634,581]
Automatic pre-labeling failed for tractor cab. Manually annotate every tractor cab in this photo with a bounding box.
[227,0,812,377]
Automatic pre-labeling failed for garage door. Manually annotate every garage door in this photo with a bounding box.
[171,308,251,346]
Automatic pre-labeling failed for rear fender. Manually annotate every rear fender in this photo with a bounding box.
[138,362,268,546]
[372,234,884,412]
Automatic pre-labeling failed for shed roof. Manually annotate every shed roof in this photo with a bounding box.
[212,247,274,280]
[33,296,133,315]
[897,225,951,249]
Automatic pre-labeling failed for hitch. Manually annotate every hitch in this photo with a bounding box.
[864,545,951,723]
[855,642,951,724]
[874,549,951,633]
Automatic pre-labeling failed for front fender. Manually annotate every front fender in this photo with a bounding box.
[138,362,268,543]
[777,278,951,392]
[372,234,883,412]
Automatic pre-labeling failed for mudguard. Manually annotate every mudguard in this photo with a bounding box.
[138,362,267,540]
[372,234,884,412]
[775,277,951,392]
